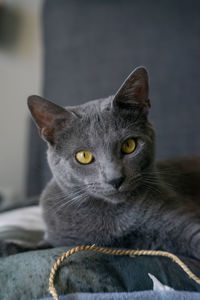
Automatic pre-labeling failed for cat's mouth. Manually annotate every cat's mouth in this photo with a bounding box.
[87,176,143,203]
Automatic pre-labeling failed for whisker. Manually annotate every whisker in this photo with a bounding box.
[51,186,91,214]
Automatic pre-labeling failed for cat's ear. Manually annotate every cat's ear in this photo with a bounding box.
[113,66,150,112]
[27,95,72,144]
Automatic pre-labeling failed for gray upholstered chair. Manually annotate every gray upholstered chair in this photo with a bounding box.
[27,0,200,196]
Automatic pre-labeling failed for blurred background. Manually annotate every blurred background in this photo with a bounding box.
[0,0,200,209]
[0,0,42,207]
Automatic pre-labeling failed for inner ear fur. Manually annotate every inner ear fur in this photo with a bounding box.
[113,66,150,110]
[27,95,70,143]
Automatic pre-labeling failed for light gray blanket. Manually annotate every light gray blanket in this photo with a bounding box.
[39,291,200,300]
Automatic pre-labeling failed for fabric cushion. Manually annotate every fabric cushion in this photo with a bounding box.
[1,247,200,300]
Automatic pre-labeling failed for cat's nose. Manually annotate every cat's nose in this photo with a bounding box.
[108,177,125,190]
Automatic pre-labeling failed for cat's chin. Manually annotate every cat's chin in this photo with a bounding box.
[92,191,131,204]
[103,195,127,204]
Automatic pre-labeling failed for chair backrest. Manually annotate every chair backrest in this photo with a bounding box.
[27,0,200,196]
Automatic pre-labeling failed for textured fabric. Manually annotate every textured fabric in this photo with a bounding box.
[1,208,200,299]
[1,246,200,300]
[27,0,200,196]
[38,291,200,300]
[0,206,45,246]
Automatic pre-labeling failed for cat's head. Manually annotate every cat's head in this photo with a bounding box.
[28,67,155,203]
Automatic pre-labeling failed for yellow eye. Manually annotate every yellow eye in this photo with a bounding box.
[121,138,136,154]
[75,150,93,164]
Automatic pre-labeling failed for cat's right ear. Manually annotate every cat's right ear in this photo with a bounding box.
[113,66,150,114]
[27,95,72,144]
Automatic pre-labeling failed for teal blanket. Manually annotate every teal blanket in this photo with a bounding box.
[1,247,200,300]
[1,207,200,300]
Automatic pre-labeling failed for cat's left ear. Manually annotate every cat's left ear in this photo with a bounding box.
[113,66,150,112]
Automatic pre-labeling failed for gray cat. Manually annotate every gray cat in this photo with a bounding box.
[27,66,200,259]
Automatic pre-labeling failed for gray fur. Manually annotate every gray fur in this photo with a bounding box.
[29,67,200,260]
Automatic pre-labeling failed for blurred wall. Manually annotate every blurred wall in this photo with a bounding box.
[0,0,43,200]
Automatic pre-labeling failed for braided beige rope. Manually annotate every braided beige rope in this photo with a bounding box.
[49,244,200,300]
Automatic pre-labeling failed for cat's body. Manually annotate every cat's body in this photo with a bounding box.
[4,66,198,259]
[28,67,200,260]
